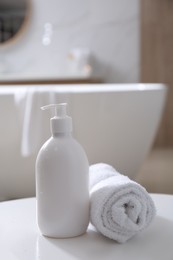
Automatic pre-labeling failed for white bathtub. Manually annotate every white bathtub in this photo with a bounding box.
[0,84,167,200]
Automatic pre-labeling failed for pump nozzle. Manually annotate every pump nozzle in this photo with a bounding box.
[41,103,72,135]
[41,103,68,118]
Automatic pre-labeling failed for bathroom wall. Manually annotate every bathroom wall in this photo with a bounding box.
[137,0,173,195]
[0,0,140,83]
[141,0,173,147]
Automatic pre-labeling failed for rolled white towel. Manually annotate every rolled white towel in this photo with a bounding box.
[89,163,156,243]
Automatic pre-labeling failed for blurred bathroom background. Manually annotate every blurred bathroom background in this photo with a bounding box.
[0,0,172,195]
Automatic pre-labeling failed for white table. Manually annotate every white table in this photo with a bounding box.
[0,194,173,260]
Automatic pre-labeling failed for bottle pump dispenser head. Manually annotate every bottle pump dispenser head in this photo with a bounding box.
[41,103,72,134]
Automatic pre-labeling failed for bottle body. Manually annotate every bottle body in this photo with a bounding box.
[36,134,89,238]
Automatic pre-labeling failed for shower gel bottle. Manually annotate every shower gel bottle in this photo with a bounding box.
[36,103,89,238]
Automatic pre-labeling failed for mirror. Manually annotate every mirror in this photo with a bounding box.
[0,0,29,44]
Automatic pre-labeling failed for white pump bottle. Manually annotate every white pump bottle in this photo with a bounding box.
[36,103,89,238]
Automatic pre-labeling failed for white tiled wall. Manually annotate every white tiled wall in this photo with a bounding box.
[0,0,140,82]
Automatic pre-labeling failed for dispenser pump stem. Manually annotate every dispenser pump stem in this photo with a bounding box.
[41,103,72,135]
[41,103,68,118]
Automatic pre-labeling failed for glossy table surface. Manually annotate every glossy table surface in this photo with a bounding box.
[0,194,173,260]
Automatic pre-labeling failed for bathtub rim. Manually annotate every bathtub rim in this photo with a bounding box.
[0,83,167,95]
